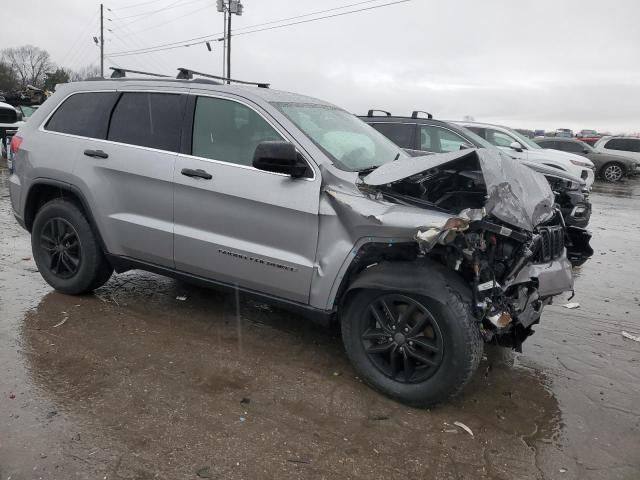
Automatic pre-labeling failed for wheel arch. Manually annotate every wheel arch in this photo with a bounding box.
[24,179,108,254]
[340,258,473,310]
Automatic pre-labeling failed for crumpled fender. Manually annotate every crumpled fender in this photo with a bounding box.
[343,258,473,306]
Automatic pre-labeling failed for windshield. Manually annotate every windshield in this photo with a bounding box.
[455,125,495,149]
[273,102,407,171]
[505,127,542,150]
[19,105,37,117]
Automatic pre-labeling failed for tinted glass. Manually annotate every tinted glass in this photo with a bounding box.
[192,97,283,166]
[108,92,184,152]
[561,141,584,153]
[371,123,415,149]
[536,140,555,149]
[420,126,471,153]
[46,92,117,139]
[605,138,633,151]
[0,107,17,124]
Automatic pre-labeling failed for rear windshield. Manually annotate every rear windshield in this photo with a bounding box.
[0,107,18,124]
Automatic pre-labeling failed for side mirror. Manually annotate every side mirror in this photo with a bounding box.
[509,141,524,152]
[582,148,590,154]
[252,141,309,178]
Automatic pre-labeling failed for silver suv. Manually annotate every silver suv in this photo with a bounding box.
[8,76,582,406]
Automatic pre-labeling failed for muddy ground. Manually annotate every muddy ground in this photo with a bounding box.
[0,162,638,480]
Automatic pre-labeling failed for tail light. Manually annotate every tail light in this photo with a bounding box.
[10,135,22,154]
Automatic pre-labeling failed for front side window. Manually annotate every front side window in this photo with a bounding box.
[370,123,416,149]
[561,141,584,153]
[192,97,282,166]
[420,126,470,153]
[108,92,185,152]
[536,140,555,149]
[45,92,117,139]
[273,102,406,171]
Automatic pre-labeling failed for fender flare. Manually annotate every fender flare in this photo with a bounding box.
[343,259,473,306]
[24,178,108,253]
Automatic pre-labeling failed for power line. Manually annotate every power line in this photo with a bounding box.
[112,0,202,21]
[109,0,410,57]
[109,0,175,10]
[111,2,213,35]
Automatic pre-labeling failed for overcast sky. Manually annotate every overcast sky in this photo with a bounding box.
[2,0,639,133]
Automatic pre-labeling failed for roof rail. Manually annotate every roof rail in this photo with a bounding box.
[411,110,433,119]
[109,67,170,79]
[176,68,269,88]
[367,109,392,117]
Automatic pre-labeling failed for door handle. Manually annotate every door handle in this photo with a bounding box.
[84,149,109,159]
[181,168,212,180]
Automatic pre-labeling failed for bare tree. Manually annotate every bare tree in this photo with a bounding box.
[1,45,54,88]
[0,61,18,92]
[69,65,102,81]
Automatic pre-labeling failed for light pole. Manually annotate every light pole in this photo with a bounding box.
[217,0,243,83]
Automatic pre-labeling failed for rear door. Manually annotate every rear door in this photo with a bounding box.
[72,89,187,267]
[173,93,320,303]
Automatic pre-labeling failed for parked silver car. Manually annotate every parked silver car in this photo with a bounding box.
[8,76,584,406]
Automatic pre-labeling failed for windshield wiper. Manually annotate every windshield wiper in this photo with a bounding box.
[357,153,402,174]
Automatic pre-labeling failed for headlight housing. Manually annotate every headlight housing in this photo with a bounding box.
[570,158,592,168]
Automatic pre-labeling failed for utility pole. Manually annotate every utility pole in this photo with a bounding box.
[226,2,231,84]
[222,6,227,78]
[100,3,104,78]
[217,0,243,83]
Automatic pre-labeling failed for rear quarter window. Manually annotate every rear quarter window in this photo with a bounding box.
[45,92,118,139]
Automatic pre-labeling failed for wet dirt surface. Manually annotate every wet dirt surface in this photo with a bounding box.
[0,162,638,479]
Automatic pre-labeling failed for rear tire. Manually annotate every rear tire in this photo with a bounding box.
[31,198,113,295]
[601,162,625,182]
[341,286,483,407]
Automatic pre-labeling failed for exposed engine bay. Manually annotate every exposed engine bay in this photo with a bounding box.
[359,148,592,349]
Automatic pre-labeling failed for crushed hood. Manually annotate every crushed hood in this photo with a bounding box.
[363,148,555,231]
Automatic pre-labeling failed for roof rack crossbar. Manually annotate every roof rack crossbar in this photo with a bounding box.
[411,110,433,119]
[367,109,392,117]
[177,68,269,88]
[109,67,170,79]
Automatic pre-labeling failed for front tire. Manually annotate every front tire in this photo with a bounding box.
[31,198,113,295]
[601,162,625,182]
[341,287,483,407]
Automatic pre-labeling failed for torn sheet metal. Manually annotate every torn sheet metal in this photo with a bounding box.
[363,148,555,232]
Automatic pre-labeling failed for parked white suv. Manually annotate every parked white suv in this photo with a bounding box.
[456,121,595,188]
[593,136,640,163]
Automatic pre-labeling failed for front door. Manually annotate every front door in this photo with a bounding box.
[173,94,320,304]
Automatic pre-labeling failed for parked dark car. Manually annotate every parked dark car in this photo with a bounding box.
[359,111,592,229]
[535,137,639,182]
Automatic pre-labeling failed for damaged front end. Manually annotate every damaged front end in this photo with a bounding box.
[360,149,592,350]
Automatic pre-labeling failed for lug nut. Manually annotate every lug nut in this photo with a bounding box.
[408,341,414,346]
[404,327,409,333]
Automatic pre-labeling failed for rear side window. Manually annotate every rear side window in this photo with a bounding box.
[604,138,640,152]
[370,123,416,149]
[45,92,117,139]
[108,92,185,152]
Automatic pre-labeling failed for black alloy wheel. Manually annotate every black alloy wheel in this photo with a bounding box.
[361,293,444,383]
[39,217,82,279]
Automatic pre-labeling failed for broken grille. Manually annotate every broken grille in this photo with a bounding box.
[534,226,565,262]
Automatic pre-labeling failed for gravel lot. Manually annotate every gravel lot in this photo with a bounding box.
[1,162,638,480]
